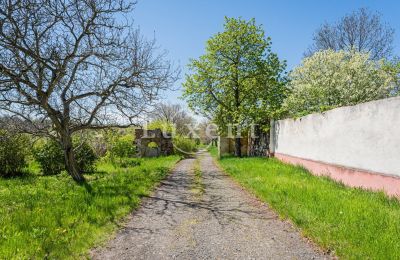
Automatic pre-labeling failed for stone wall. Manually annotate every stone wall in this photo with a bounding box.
[218,136,248,158]
[135,129,174,157]
[247,126,270,157]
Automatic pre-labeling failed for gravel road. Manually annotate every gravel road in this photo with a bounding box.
[92,151,329,259]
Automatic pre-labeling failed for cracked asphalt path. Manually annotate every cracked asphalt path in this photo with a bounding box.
[92,151,328,259]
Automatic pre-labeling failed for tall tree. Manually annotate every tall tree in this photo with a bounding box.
[284,50,397,117]
[0,0,177,181]
[307,8,394,60]
[183,17,286,157]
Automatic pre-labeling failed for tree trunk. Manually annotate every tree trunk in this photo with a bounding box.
[234,136,241,157]
[61,133,85,182]
[234,79,241,157]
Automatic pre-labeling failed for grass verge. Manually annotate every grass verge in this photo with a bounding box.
[0,156,179,259]
[212,153,400,259]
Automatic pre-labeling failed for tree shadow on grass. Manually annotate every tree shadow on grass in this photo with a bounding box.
[0,170,36,180]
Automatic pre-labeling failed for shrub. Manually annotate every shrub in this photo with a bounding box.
[34,139,97,175]
[173,135,196,157]
[74,141,98,173]
[33,140,65,175]
[107,135,135,167]
[0,130,29,177]
[110,135,135,158]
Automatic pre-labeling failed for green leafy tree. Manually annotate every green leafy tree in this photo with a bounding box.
[183,17,287,157]
[283,50,397,117]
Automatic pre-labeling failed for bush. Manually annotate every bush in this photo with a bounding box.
[74,141,98,173]
[33,140,65,175]
[173,135,197,157]
[0,130,29,177]
[110,135,135,158]
[34,139,97,175]
[107,135,136,167]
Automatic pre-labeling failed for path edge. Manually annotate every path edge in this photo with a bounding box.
[208,152,335,258]
[89,156,184,257]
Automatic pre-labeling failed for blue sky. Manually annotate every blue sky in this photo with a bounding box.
[131,0,400,107]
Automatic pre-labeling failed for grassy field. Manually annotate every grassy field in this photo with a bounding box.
[211,150,400,259]
[0,156,179,259]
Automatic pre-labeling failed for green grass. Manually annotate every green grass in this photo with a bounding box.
[213,155,400,259]
[191,158,205,197]
[208,146,218,157]
[0,156,179,259]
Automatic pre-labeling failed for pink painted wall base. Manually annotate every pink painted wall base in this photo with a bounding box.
[275,153,400,198]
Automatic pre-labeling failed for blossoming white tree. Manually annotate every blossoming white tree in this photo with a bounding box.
[283,50,397,117]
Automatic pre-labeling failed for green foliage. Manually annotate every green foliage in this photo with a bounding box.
[109,135,135,159]
[283,50,397,117]
[147,141,159,148]
[0,156,179,258]
[146,120,176,134]
[208,146,218,158]
[214,155,400,259]
[33,140,65,176]
[173,135,196,157]
[383,58,400,93]
[118,158,143,168]
[73,141,98,173]
[105,133,135,167]
[183,17,287,132]
[0,130,29,177]
[33,139,98,175]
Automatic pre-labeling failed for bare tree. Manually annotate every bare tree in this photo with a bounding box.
[149,103,195,135]
[0,0,178,182]
[307,8,395,60]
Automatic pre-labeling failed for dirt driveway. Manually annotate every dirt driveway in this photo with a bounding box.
[92,151,328,259]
